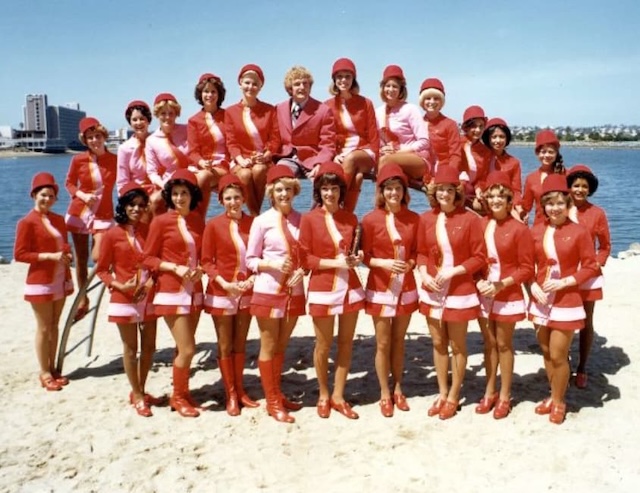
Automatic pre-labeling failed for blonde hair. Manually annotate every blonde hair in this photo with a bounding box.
[284,66,314,96]
[328,78,360,96]
[379,77,408,103]
[418,88,445,109]
[266,177,301,206]
[79,125,109,146]
[483,184,513,204]
[540,191,573,216]
[153,100,182,118]
[426,182,465,209]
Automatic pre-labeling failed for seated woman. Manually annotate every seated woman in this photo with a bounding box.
[458,105,492,212]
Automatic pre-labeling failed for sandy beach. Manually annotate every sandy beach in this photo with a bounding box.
[1,257,639,493]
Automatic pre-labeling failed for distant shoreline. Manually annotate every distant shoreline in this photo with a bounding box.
[511,140,640,149]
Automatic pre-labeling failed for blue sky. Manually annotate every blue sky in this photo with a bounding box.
[1,0,639,131]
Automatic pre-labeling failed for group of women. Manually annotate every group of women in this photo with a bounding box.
[14,59,610,425]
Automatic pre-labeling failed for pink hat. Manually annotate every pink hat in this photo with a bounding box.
[154,93,178,106]
[433,165,460,186]
[198,73,220,85]
[376,163,408,187]
[170,169,198,187]
[316,162,346,183]
[267,166,295,184]
[382,65,405,82]
[484,171,512,191]
[541,174,569,195]
[419,78,445,95]
[535,129,560,153]
[238,64,264,85]
[30,172,58,197]
[119,181,146,198]
[125,100,149,118]
[462,105,486,125]
[567,164,598,196]
[217,174,246,202]
[79,117,100,134]
[332,58,356,78]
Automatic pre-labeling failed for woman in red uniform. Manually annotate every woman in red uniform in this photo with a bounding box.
[475,171,534,419]
[361,163,419,417]
[225,64,281,216]
[96,183,158,417]
[324,58,378,212]
[15,173,74,390]
[299,162,365,420]
[522,129,565,226]
[143,169,205,418]
[458,105,492,212]
[116,100,154,198]
[246,166,306,423]
[481,118,523,219]
[528,174,598,424]
[567,165,611,389]
[202,174,259,416]
[417,166,485,420]
[65,117,116,320]
[418,78,461,177]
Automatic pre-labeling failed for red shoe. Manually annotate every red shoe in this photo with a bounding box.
[549,402,566,425]
[51,371,69,386]
[317,398,331,419]
[144,393,164,406]
[439,400,459,420]
[380,398,394,418]
[39,374,62,392]
[330,399,359,420]
[475,393,498,414]
[73,299,90,322]
[493,399,511,420]
[535,397,553,415]
[427,397,445,417]
[133,398,153,417]
[575,372,588,389]
[393,393,410,412]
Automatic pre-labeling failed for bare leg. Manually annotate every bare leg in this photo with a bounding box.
[118,323,144,401]
[577,301,596,374]
[138,320,157,392]
[332,311,358,403]
[313,316,334,402]
[379,152,426,181]
[549,329,574,404]
[496,322,515,401]
[373,316,392,400]
[71,232,90,308]
[478,317,498,397]
[166,315,196,368]
[390,314,411,396]
[252,164,268,215]
[447,321,468,402]
[427,317,449,400]
[213,314,234,358]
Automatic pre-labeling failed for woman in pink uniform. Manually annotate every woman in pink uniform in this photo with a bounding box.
[225,64,281,216]
[522,129,565,226]
[481,118,523,219]
[96,183,158,417]
[299,162,365,420]
[375,65,432,184]
[246,166,306,423]
[361,163,419,417]
[64,117,116,320]
[458,105,492,212]
[325,58,379,212]
[143,169,205,418]
[417,166,485,420]
[202,174,259,416]
[116,100,154,198]
[528,174,598,424]
[475,171,534,419]
[418,78,461,180]
[15,173,74,391]
[566,165,611,389]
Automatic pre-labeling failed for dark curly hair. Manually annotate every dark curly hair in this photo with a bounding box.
[482,123,512,148]
[312,172,346,206]
[115,189,149,224]
[195,76,226,107]
[162,179,203,211]
[125,104,152,125]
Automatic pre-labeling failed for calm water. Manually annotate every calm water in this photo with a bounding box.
[1,147,637,261]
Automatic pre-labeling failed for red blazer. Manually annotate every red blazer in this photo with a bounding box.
[424,113,462,170]
[324,94,379,159]
[65,151,116,220]
[275,97,336,170]
[574,201,611,268]
[187,108,229,166]
[459,137,493,185]
[224,100,281,160]
[484,152,523,204]
[522,169,567,226]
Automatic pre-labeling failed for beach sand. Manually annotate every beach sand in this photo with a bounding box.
[1,258,639,492]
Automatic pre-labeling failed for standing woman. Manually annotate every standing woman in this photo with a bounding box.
[458,105,492,212]
[299,163,365,420]
[324,58,379,212]
[225,64,281,216]
[361,163,419,417]
[15,173,74,390]
[567,165,611,389]
[246,166,306,423]
[116,100,154,198]
[528,174,598,424]
[143,169,205,418]
[96,183,158,417]
[375,65,432,184]
[65,117,116,320]
[475,171,534,419]
[201,174,259,416]
[522,129,565,226]
[417,166,485,420]
[481,118,523,219]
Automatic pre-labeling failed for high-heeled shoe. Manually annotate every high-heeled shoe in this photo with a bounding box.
[380,398,394,418]
[475,393,498,414]
[549,402,566,425]
[427,397,445,417]
[393,393,410,412]
[39,374,62,392]
[439,400,459,420]
[330,399,359,420]
[575,372,588,389]
[535,397,553,415]
[493,399,511,420]
[133,398,153,417]
[51,371,69,386]
[317,398,331,419]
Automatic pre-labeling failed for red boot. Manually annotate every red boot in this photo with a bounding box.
[169,365,200,418]
[233,352,259,408]
[273,352,302,411]
[258,359,294,423]
[219,357,240,416]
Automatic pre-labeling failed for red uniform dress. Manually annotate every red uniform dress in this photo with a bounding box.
[224,100,281,167]
[416,207,486,321]
[459,137,493,197]
[201,212,254,315]
[571,202,611,301]
[143,210,205,316]
[96,223,156,323]
[478,216,534,322]
[299,208,365,316]
[187,109,230,170]
[361,207,419,316]
[483,153,523,205]
[14,210,74,302]
[528,220,599,330]
[324,94,379,164]
[522,169,566,226]
[64,151,117,234]
[423,113,462,172]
